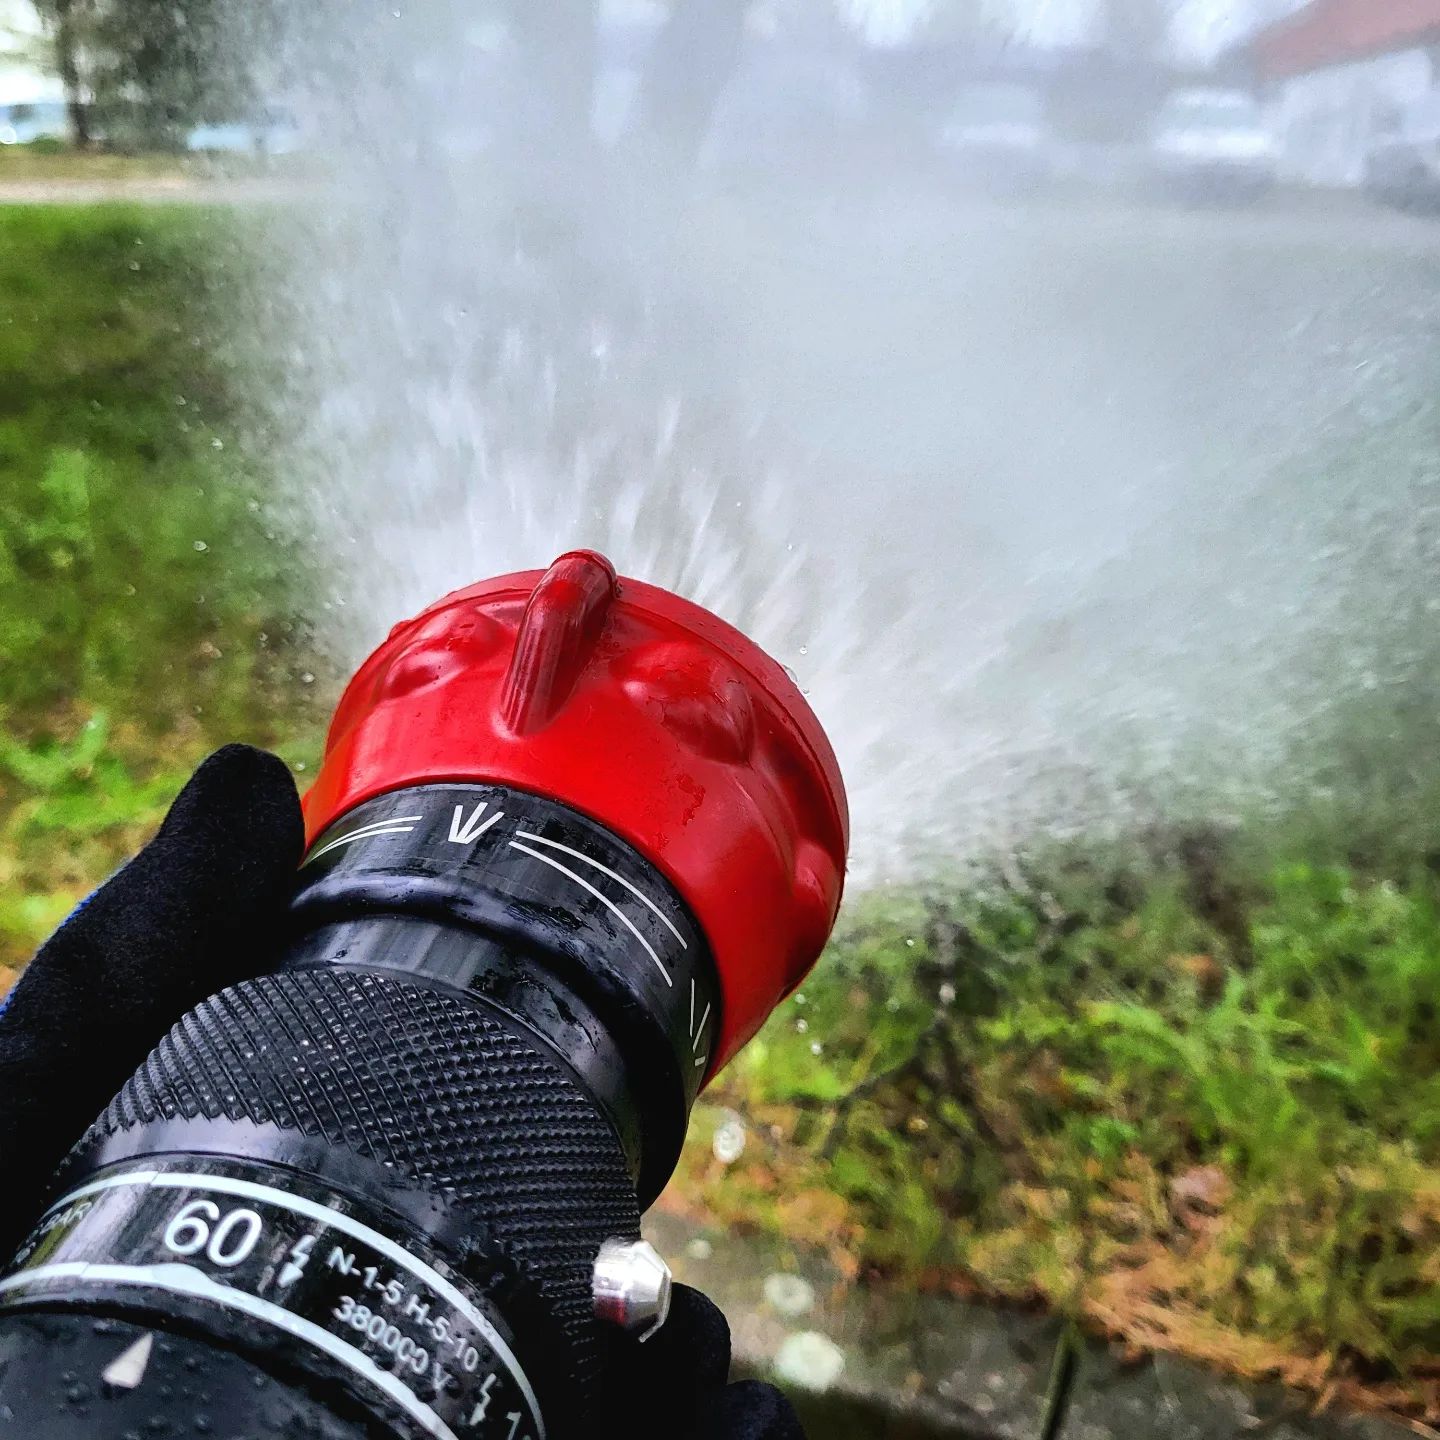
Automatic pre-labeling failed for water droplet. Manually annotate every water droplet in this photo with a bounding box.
[685,1237,713,1261]
[712,1113,746,1165]
[810,1041,823,1056]
[774,1332,845,1392]
[210,438,224,451]
[763,1273,815,1317]
[905,937,916,948]
[192,540,208,553]
[301,672,316,685]
[793,992,806,1006]
[939,982,957,1006]
[795,1017,809,1033]
[799,646,809,656]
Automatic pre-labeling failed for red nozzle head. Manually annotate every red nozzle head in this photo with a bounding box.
[304,550,849,1074]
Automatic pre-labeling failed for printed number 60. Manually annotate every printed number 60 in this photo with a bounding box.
[163,1199,263,1268]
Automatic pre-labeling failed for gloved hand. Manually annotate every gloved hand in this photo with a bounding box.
[0,744,804,1440]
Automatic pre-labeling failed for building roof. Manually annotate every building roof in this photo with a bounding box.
[1249,0,1440,80]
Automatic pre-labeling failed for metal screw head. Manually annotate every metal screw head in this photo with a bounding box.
[592,1238,672,1343]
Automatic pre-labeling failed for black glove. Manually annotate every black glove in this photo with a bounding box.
[610,1284,806,1440]
[0,744,303,1254]
[0,744,804,1440]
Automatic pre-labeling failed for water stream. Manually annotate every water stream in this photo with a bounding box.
[263,4,1440,876]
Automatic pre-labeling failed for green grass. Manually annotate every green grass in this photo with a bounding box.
[0,204,320,962]
[673,847,1440,1418]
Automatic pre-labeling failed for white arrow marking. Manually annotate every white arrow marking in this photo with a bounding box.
[449,803,505,846]
[508,841,672,987]
[513,831,687,947]
[102,1332,154,1390]
[468,1373,498,1426]
[279,1233,316,1288]
[308,816,422,863]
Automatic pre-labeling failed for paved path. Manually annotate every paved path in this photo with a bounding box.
[0,175,306,204]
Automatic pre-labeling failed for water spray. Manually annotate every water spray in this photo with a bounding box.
[0,551,847,1439]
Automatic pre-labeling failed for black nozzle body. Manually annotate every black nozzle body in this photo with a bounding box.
[0,784,722,1440]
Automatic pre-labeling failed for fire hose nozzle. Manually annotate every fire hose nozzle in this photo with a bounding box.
[303,551,849,1074]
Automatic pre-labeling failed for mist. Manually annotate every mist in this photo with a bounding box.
[262,0,1434,874]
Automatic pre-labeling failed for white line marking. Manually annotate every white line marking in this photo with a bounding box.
[509,841,673,987]
[29,1171,543,1436]
[449,804,505,846]
[314,816,423,846]
[102,1332,153,1389]
[307,816,422,862]
[513,831,687,947]
[688,982,711,1070]
[309,827,416,860]
[4,1263,461,1440]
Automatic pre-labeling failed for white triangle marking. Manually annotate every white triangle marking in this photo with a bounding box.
[102,1332,154,1389]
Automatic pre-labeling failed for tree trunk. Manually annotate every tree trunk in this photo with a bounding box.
[635,0,751,170]
[52,0,90,148]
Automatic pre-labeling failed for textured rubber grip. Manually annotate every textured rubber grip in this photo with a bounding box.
[79,966,640,1397]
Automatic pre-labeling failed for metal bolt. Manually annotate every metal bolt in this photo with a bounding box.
[592,1238,672,1343]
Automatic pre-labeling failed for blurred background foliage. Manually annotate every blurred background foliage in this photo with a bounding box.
[0,205,321,958]
[674,852,1440,1416]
